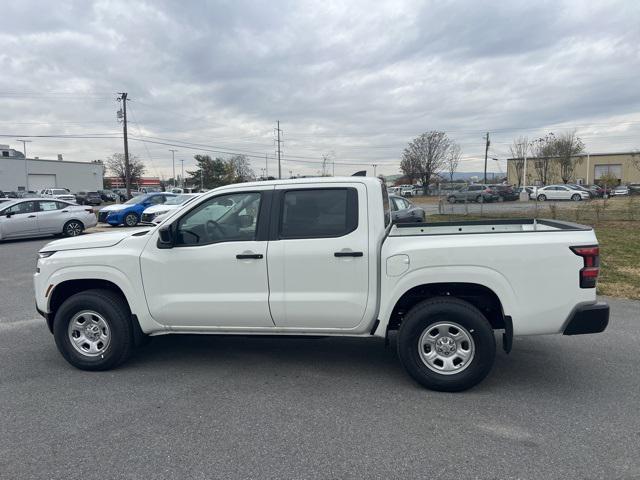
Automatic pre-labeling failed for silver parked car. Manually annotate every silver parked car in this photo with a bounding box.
[0,199,97,240]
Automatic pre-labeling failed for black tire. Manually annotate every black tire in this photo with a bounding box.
[53,289,134,371]
[571,194,581,201]
[537,194,546,201]
[476,195,484,203]
[397,297,496,392]
[447,196,456,204]
[497,196,504,202]
[63,220,84,237]
[124,212,139,227]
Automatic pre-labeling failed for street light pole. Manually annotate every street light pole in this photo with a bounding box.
[169,149,178,187]
[180,159,185,188]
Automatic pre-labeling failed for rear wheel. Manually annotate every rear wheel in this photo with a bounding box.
[571,194,581,201]
[53,289,134,371]
[497,195,504,202]
[124,213,139,227]
[63,220,84,237]
[537,194,547,201]
[397,297,496,392]
[447,196,456,204]
[476,195,484,203]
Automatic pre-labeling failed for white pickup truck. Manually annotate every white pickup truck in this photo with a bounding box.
[34,177,609,391]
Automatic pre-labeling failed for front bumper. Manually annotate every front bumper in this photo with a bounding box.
[563,302,609,335]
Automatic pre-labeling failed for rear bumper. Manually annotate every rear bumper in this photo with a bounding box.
[563,302,609,335]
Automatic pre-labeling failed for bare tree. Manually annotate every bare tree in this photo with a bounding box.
[555,130,585,183]
[104,153,145,187]
[530,133,556,185]
[320,152,334,176]
[446,143,462,183]
[509,136,529,186]
[401,131,451,194]
[226,154,255,183]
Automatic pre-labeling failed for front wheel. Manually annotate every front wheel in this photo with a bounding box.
[447,196,456,204]
[397,297,496,392]
[476,195,484,203]
[537,194,547,201]
[124,212,139,227]
[53,289,134,371]
[572,194,582,201]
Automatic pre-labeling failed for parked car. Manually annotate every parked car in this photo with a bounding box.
[141,193,202,223]
[40,188,77,203]
[488,185,519,201]
[447,185,499,203]
[98,192,176,226]
[98,190,118,202]
[34,177,609,392]
[0,199,96,240]
[389,194,426,223]
[532,185,590,201]
[611,185,630,196]
[581,184,604,198]
[75,191,102,206]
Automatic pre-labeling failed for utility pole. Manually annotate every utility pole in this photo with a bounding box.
[180,159,185,188]
[169,149,178,187]
[265,153,268,178]
[372,164,378,177]
[483,132,490,184]
[275,120,282,179]
[117,92,131,199]
[16,139,32,191]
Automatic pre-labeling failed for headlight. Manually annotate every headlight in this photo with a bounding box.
[152,210,168,218]
[38,251,56,259]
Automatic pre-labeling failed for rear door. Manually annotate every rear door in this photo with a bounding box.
[36,200,68,233]
[267,184,369,329]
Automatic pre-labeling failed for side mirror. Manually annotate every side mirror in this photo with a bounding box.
[157,225,175,249]
[238,214,253,228]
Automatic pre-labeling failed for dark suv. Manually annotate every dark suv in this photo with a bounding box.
[447,185,500,203]
[488,184,518,201]
[75,191,102,206]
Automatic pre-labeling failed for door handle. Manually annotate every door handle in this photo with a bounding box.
[61,210,69,213]
[28,215,36,218]
[236,253,263,259]
[334,251,363,257]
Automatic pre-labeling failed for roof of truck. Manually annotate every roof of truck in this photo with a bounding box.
[215,176,383,190]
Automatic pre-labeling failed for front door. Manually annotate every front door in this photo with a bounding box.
[267,185,369,329]
[140,187,274,328]
[0,201,38,239]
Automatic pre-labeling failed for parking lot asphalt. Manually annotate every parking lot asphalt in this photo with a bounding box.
[1,236,640,479]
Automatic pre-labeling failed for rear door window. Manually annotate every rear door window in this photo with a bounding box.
[279,188,358,239]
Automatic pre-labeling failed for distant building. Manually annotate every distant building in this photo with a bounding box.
[506,151,640,186]
[0,144,104,192]
[104,177,162,190]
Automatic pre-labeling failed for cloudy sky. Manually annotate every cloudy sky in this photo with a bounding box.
[1,0,639,179]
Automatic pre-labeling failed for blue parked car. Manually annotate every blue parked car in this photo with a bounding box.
[98,193,176,226]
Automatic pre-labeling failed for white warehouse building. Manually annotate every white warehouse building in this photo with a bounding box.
[0,145,104,193]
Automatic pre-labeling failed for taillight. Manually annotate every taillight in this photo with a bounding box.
[571,246,600,288]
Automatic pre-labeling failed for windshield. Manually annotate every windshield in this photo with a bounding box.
[52,189,68,195]
[165,194,192,205]
[124,195,148,205]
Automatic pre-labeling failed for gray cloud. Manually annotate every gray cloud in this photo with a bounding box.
[1,0,639,178]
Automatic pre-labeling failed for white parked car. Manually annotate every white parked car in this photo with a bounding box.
[532,185,590,201]
[611,185,630,196]
[141,193,202,223]
[40,188,77,203]
[34,177,608,392]
[0,199,96,240]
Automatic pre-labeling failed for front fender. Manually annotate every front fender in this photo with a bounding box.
[377,265,518,336]
[44,265,164,334]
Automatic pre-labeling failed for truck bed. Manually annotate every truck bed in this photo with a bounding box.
[389,218,592,236]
